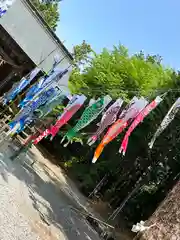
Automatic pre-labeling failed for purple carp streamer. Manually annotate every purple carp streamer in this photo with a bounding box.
[87,98,123,146]
[91,97,149,163]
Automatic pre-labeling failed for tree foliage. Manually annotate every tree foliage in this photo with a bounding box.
[30,0,60,30]
[69,44,172,99]
[42,43,180,231]
[72,40,93,67]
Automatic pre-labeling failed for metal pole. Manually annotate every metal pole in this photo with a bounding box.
[89,174,108,198]
[108,151,154,221]
[70,206,114,229]
[108,183,141,221]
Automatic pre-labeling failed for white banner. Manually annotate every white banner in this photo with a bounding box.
[0,0,15,17]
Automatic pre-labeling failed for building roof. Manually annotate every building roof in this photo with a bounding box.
[25,0,73,62]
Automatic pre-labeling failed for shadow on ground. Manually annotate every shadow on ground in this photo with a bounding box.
[0,142,101,240]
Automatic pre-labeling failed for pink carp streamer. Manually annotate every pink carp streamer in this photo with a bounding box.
[92,97,148,163]
[119,96,162,155]
[33,95,86,144]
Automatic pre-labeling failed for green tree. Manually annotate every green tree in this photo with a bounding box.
[41,0,62,3]
[30,0,60,30]
[69,44,172,99]
[66,44,180,226]
[69,40,93,93]
[72,40,93,67]
[45,42,180,231]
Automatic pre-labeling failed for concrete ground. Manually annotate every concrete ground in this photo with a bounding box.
[0,142,101,240]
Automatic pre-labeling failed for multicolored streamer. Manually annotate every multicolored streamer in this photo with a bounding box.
[120,97,148,122]
[61,95,112,144]
[92,97,148,163]
[3,67,40,104]
[87,98,123,146]
[9,87,57,133]
[33,95,87,144]
[19,68,68,108]
[149,97,180,149]
[34,93,66,118]
[120,96,163,155]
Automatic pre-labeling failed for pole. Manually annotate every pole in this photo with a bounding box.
[37,47,59,69]
[89,174,108,198]
[108,182,141,221]
[108,151,155,221]
[70,206,114,229]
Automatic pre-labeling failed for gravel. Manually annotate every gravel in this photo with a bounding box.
[0,182,40,240]
[0,142,101,240]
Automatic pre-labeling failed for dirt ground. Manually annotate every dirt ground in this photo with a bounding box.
[0,139,134,240]
[0,140,104,240]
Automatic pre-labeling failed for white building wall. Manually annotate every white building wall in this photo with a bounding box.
[0,0,72,93]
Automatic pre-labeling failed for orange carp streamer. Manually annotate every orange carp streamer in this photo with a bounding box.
[92,120,128,163]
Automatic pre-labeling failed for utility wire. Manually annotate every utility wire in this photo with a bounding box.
[79,87,180,94]
[0,56,71,118]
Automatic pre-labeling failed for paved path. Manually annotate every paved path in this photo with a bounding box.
[0,142,101,240]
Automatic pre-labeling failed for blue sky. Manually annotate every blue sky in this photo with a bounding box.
[56,0,180,69]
